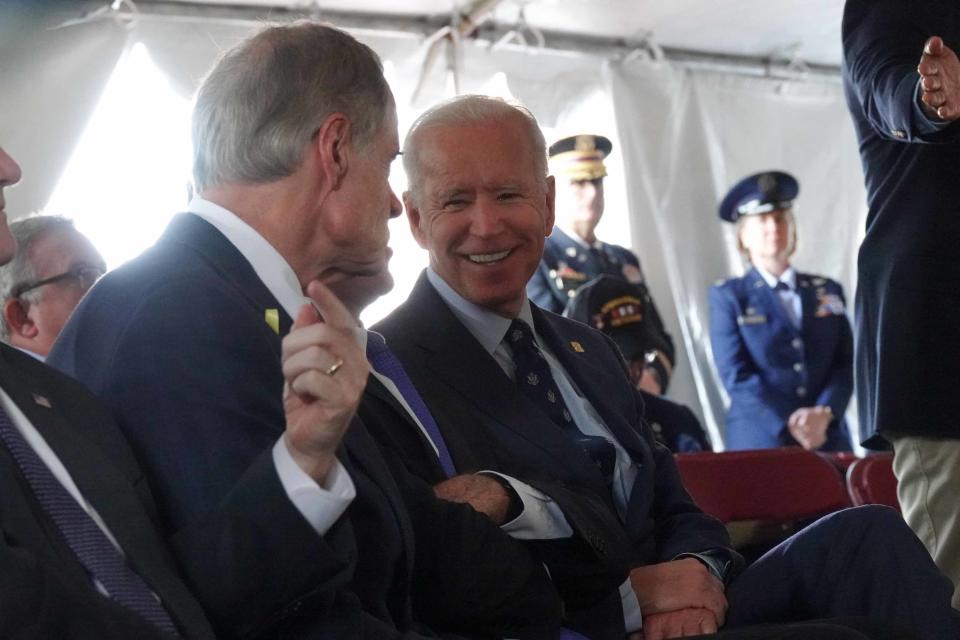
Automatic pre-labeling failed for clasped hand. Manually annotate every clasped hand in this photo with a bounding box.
[630,558,727,639]
[786,406,831,451]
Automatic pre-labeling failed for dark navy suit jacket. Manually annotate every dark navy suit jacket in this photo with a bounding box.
[374,274,737,573]
[0,344,214,639]
[842,0,960,446]
[49,214,560,639]
[709,268,853,451]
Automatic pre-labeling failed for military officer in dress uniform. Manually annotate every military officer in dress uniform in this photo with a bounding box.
[566,275,711,453]
[528,134,675,394]
[708,171,854,452]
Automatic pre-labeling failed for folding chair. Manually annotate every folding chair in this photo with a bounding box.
[675,448,851,559]
[846,453,899,512]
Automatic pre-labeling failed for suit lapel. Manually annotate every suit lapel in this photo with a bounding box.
[0,348,205,632]
[531,308,648,463]
[393,275,605,478]
[531,309,657,530]
[161,214,294,342]
[363,375,447,478]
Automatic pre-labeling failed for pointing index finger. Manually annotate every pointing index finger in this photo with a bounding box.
[305,279,357,329]
[925,36,944,57]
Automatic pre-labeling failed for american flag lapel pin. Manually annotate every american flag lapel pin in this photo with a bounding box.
[32,393,52,408]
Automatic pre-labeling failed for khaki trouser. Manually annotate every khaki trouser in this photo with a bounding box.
[892,435,960,608]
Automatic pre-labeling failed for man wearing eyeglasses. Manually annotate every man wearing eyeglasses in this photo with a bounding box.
[0,216,105,360]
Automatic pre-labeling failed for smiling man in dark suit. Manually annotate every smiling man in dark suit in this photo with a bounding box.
[49,23,560,639]
[366,94,960,640]
[0,149,214,638]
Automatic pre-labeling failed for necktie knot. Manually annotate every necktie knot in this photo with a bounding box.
[774,281,791,292]
[508,319,536,347]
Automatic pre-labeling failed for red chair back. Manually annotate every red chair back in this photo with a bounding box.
[675,448,851,523]
[820,451,859,474]
[846,454,899,512]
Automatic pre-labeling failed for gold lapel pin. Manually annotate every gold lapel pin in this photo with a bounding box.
[570,341,585,353]
[264,308,280,335]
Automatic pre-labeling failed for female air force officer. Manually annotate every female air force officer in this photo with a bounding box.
[709,171,853,451]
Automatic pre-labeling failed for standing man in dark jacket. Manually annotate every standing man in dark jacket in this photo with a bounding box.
[843,0,960,605]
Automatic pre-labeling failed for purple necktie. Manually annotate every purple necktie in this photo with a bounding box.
[366,332,457,478]
[0,404,179,635]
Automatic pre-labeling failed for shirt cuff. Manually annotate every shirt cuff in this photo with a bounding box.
[674,550,733,584]
[621,578,643,632]
[272,438,356,535]
[480,471,573,540]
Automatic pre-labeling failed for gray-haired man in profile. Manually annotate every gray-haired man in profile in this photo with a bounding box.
[50,21,561,639]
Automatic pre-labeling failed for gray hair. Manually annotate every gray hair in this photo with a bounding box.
[192,21,392,192]
[402,94,547,205]
[0,216,76,340]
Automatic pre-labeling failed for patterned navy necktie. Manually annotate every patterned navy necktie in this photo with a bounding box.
[366,332,457,478]
[506,319,616,484]
[0,404,179,635]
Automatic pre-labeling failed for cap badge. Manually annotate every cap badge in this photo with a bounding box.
[758,172,778,195]
[575,135,596,152]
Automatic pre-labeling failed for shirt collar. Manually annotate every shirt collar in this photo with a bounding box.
[188,196,308,320]
[426,268,534,355]
[755,264,796,291]
[14,347,45,362]
[557,225,602,251]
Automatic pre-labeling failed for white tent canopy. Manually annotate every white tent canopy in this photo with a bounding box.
[0,0,867,448]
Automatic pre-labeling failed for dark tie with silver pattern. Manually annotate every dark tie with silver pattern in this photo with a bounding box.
[506,319,616,485]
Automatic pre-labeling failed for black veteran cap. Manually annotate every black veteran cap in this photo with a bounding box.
[565,275,651,362]
[548,134,612,181]
[718,170,799,223]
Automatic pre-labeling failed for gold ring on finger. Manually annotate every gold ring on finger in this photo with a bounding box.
[325,358,345,376]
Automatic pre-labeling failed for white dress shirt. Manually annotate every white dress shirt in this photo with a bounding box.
[188,197,355,535]
[15,347,45,362]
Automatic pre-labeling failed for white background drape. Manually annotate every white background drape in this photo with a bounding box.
[0,15,868,447]
[607,60,867,447]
